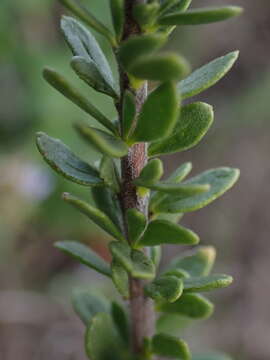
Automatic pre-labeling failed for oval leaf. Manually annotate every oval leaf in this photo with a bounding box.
[62,193,125,241]
[130,82,179,143]
[153,167,240,213]
[110,0,124,42]
[137,220,199,247]
[159,6,243,26]
[55,241,111,276]
[110,301,130,344]
[127,208,147,244]
[100,156,120,193]
[111,260,130,299]
[183,274,233,293]
[36,132,102,186]
[141,181,210,196]
[152,333,191,360]
[149,102,214,156]
[135,159,164,185]
[178,51,239,99]
[75,123,129,158]
[145,276,183,302]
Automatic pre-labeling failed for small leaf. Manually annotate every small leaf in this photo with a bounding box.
[59,0,116,46]
[43,68,117,134]
[110,242,133,272]
[72,289,109,325]
[130,82,179,143]
[164,269,190,279]
[119,34,166,70]
[75,123,129,158]
[152,167,240,213]
[111,260,129,299]
[141,181,210,195]
[193,352,233,360]
[137,220,199,247]
[100,156,120,193]
[128,53,190,81]
[157,313,191,335]
[62,193,125,241]
[159,0,179,15]
[71,56,118,98]
[178,51,239,99]
[149,102,214,156]
[55,241,111,276]
[145,276,183,302]
[92,187,124,232]
[36,132,103,186]
[133,2,160,29]
[176,0,192,12]
[150,246,162,267]
[159,6,243,26]
[157,293,214,319]
[110,0,124,42]
[183,274,233,293]
[122,90,136,140]
[135,159,164,185]
[111,302,130,344]
[126,208,147,244]
[85,313,125,360]
[152,333,191,360]
[167,246,216,277]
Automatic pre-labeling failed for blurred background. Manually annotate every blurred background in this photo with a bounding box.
[0,0,269,359]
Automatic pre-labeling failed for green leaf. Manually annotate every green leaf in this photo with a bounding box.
[75,123,129,158]
[110,0,124,42]
[133,2,160,29]
[159,6,243,26]
[167,246,216,277]
[72,289,109,325]
[157,293,214,319]
[149,102,214,156]
[55,241,111,276]
[157,313,191,335]
[100,156,120,193]
[111,260,129,299]
[145,276,183,302]
[85,313,125,360]
[110,242,155,280]
[177,0,192,12]
[152,333,191,360]
[178,51,239,99]
[130,82,179,143]
[71,56,118,98]
[128,53,190,81]
[152,167,240,213]
[62,193,125,241]
[111,302,130,344]
[193,352,232,360]
[119,34,166,70]
[36,132,103,186]
[43,68,117,134]
[150,246,162,267]
[126,209,147,244]
[164,268,190,279]
[159,0,179,15]
[183,274,233,293]
[122,90,136,140]
[59,0,116,46]
[141,181,210,195]
[137,220,199,247]
[135,159,164,185]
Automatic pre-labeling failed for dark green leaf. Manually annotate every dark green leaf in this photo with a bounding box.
[85,313,124,360]
[72,289,109,325]
[149,102,214,156]
[36,132,102,186]
[110,0,124,42]
[128,53,190,81]
[55,241,111,276]
[130,82,179,142]
[157,293,214,319]
[62,193,125,240]
[119,34,166,70]
[141,181,210,195]
[177,0,192,12]
[100,156,120,193]
[145,276,183,302]
[71,56,118,98]
[59,0,116,46]
[137,220,199,247]
[127,209,147,244]
[159,6,243,26]
[43,68,117,134]
[75,123,129,158]
[193,352,232,360]
[152,167,240,213]
[183,274,233,292]
[133,2,160,29]
[111,260,129,299]
[178,51,239,99]
[152,333,191,359]
[167,246,216,277]
[111,302,130,344]
[110,242,133,272]
[122,90,136,140]
[134,159,164,185]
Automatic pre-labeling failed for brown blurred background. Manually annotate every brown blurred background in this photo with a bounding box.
[0,0,269,359]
